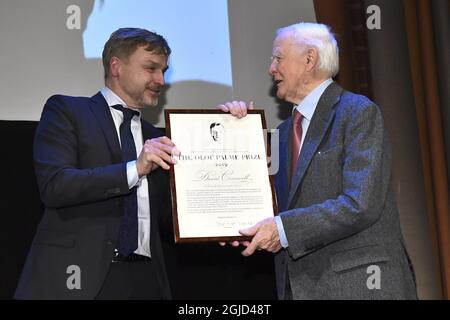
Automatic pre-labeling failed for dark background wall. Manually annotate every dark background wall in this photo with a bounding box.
[0,121,43,299]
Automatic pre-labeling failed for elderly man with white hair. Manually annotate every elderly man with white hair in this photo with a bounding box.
[219,22,417,300]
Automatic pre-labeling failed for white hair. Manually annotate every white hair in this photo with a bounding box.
[276,22,339,77]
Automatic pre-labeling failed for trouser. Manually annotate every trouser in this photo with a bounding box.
[96,257,164,300]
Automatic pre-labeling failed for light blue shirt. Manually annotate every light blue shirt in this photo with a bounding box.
[275,78,333,248]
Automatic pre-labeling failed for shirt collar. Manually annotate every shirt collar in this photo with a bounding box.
[293,78,333,121]
[100,87,141,116]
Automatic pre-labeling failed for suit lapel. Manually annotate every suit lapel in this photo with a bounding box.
[287,82,343,208]
[89,92,123,163]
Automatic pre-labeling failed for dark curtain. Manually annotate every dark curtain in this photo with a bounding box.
[403,0,450,299]
[313,0,373,98]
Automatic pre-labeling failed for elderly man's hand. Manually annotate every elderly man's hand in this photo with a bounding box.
[216,101,255,118]
[219,240,251,247]
[239,217,282,256]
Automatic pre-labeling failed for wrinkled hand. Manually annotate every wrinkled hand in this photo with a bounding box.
[136,136,180,177]
[239,217,281,256]
[217,100,255,118]
[219,240,250,248]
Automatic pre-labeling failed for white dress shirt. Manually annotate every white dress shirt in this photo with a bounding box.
[101,87,151,257]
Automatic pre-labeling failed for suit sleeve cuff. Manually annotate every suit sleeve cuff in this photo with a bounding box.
[126,160,141,189]
[274,215,289,248]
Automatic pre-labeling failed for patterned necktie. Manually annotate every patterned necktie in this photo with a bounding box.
[111,104,139,256]
[291,109,304,178]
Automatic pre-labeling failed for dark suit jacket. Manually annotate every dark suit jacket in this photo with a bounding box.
[15,92,172,299]
[274,82,417,299]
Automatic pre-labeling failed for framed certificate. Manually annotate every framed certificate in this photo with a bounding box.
[165,109,278,243]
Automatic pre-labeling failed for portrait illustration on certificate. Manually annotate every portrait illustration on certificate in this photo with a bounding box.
[165,110,277,242]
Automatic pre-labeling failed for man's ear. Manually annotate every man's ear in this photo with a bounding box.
[305,48,318,71]
[109,56,122,78]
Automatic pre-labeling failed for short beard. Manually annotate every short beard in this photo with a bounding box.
[126,86,159,109]
[142,97,158,108]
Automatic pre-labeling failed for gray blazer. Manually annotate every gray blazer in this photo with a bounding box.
[274,82,417,299]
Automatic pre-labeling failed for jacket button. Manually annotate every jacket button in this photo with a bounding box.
[107,239,113,245]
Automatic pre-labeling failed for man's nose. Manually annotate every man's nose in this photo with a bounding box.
[155,70,165,86]
[268,61,276,76]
